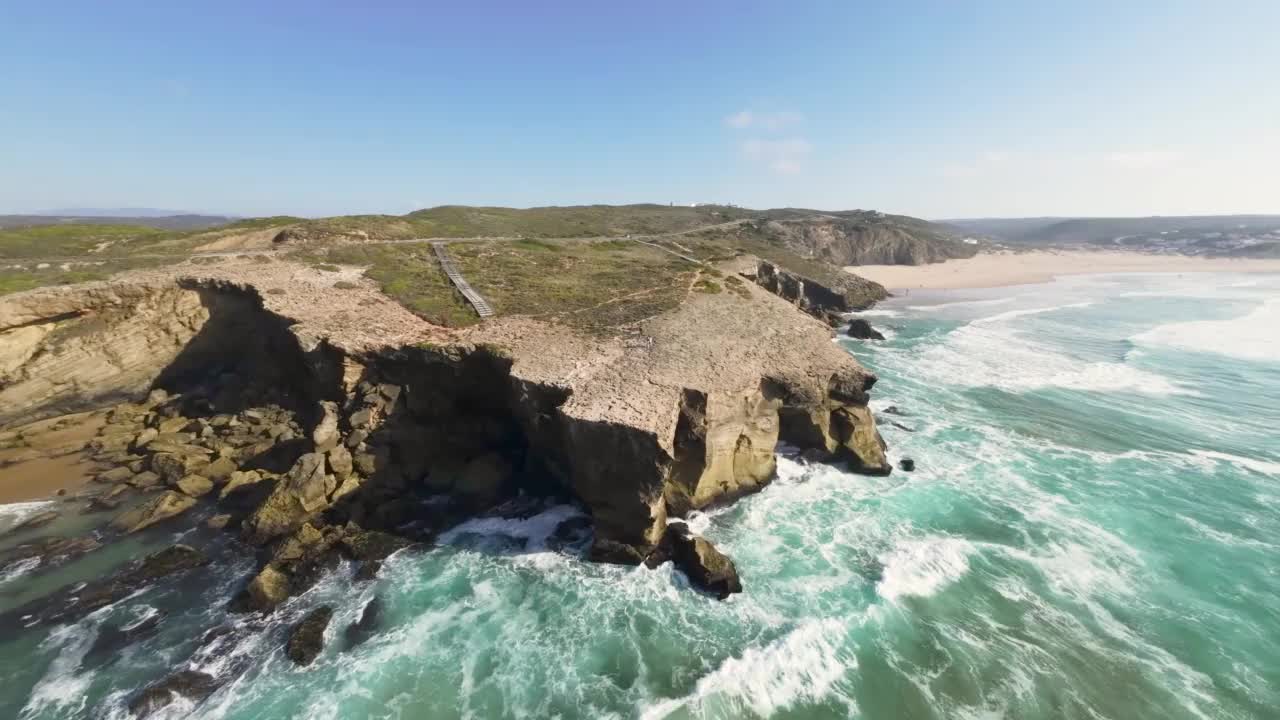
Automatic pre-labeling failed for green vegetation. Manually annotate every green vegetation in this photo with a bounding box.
[0,224,166,258]
[0,258,169,295]
[301,244,478,327]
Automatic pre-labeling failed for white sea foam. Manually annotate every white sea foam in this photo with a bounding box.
[877,537,974,602]
[1133,299,1280,363]
[1188,449,1280,477]
[437,504,585,550]
[20,620,98,719]
[0,500,57,533]
[970,301,1095,325]
[639,619,854,720]
[848,308,902,317]
[0,557,42,585]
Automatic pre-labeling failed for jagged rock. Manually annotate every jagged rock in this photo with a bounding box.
[87,612,164,664]
[206,514,232,530]
[241,452,335,544]
[175,474,214,497]
[899,457,915,472]
[106,483,132,499]
[111,491,197,533]
[831,405,891,475]
[219,469,264,499]
[340,526,411,562]
[270,523,332,565]
[311,401,340,451]
[354,560,382,581]
[5,535,100,565]
[345,429,369,449]
[11,509,59,532]
[456,452,511,506]
[890,421,915,433]
[157,416,193,434]
[882,405,905,416]
[128,470,162,489]
[286,606,334,666]
[241,565,291,612]
[651,522,742,599]
[353,451,377,477]
[150,451,210,484]
[145,388,170,407]
[326,445,353,480]
[846,319,886,340]
[86,496,123,513]
[204,456,237,482]
[589,538,648,565]
[349,408,374,430]
[344,596,383,648]
[128,669,219,718]
[96,466,134,484]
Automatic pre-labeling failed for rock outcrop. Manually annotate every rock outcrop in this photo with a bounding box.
[756,215,978,266]
[753,261,887,324]
[846,319,885,341]
[286,606,334,666]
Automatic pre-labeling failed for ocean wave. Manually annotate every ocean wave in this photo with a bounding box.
[1187,449,1280,478]
[907,297,1016,311]
[639,619,854,720]
[848,308,902,317]
[0,556,42,585]
[876,537,974,602]
[1132,299,1280,363]
[0,500,57,533]
[971,301,1095,325]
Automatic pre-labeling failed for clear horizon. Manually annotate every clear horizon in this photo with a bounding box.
[3,1,1278,219]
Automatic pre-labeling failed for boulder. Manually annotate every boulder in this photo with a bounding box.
[241,564,291,613]
[241,453,335,545]
[85,496,122,513]
[128,669,219,719]
[127,471,163,489]
[344,596,383,648]
[652,522,742,600]
[219,470,265,499]
[589,538,648,565]
[157,416,193,434]
[340,527,411,562]
[96,466,134,484]
[899,457,915,472]
[111,491,197,533]
[286,606,334,666]
[326,445,353,480]
[845,319,886,341]
[204,456,238,482]
[175,474,214,498]
[311,401,340,451]
[206,514,232,530]
[151,452,210,485]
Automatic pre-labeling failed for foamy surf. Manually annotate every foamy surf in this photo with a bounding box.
[1132,299,1280,363]
[876,537,974,602]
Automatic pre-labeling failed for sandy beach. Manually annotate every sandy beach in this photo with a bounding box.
[847,250,1280,290]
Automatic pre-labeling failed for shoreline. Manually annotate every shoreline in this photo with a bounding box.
[845,250,1280,290]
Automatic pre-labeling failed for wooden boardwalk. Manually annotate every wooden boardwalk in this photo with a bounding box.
[431,242,494,318]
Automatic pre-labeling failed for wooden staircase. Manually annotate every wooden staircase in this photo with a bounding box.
[431,242,494,318]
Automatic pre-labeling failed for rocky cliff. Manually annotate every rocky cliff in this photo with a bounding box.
[758,216,978,266]
[0,253,891,594]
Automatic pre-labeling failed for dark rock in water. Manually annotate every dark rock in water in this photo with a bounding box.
[287,606,334,666]
[798,447,832,464]
[111,491,196,533]
[845,319,886,341]
[11,510,59,533]
[882,405,906,416]
[86,612,164,665]
[548,516,592,550]
[589,538,647,565]
[354,560,382,582]
[651,522,742,600]
[128,669,219,718]
[56,488,67,497]
[344,596,383,649]
[1,544,208,627]
[4,535,101,566]
[85,496,123,514]
[899,458,915,472]
[340,527,411,562]
[889,421,915,433]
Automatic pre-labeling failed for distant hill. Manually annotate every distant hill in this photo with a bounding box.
[0,214,235,231]
[944,215,1280,257]
[33,207,219,218]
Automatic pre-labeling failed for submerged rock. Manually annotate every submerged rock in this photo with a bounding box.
[846,318,886,340]
[10,509,59,533]
[128,669,219,718]
[343,596,383,649]
[87,612,164,664]
[286,605,334,666]
[899,457,915,471]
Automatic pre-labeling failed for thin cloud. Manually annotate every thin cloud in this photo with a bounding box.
[725,110,803,130]
[742,138,813,175]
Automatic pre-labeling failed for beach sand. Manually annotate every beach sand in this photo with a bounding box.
[847,250,1280,290]
[0,412,104,504]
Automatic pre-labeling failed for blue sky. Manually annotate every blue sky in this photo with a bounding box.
[2,1,1277,218]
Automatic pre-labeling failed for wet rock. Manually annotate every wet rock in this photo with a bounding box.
[239,564,291,613]
[343,596,383,648]
[345,429,368,448]
[85,496,123,513]
[5,535,100,564]
[653,522,742,599]
[157,416,193,434]
[899,457,915,472]
[286,606,334,666]
[882,405,906,416]
[11,509,59,533]
[548,516,593,549]
[846,319,886,341]
[206,514,233,530]
[354,560,382,582]
[87,612,164,664]
[106,483,132,500]
[175,474,214,498]
[111,491,197,533]
[589,538,648,565]
[340,526,411,562]
[128,669,219,718]
[889,421,915,433]
[311,401,340,451]
[96,466,135,484]
[150,451,210,484]
[348,408,374,430]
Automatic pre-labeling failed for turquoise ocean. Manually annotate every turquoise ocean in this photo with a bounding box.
[2,271,1278,719]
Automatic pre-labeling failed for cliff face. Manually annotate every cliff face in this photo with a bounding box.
[761,218,978,266]
[753,260,887,324]
[0,264,890,564]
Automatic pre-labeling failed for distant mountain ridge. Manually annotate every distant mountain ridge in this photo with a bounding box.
[0,214,236,231]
